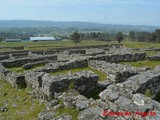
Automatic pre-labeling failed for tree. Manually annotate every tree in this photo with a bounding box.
[136,33,146,42]
[116,32,124,43]
[70,32,81,45]
[0,36,3,42]
[129,31,135,40]
[149,33,157,42]
[155,37,160,43]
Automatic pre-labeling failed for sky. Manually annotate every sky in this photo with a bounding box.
[0,0,160,26]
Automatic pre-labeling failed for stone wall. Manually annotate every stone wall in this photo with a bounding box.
[0,44,122,56]
[68,49,86,55]
[1,55,57,68]
[5,72,26,89]
[11,52,29,58]
[42,70,99,99]
[1,45,160,120]
[86,49,105,56]
[0,64,9,80]
[89,60,138,83]
[0,55,9,61]
[146,54,160,61]
[115,67,160,98]
[89,52,146,63]
[23,61,48,70]
[35,59,88,73]
[25,71,45,89]
[78,67,160,120]
[25,70,99,99]
[0,64,26,89]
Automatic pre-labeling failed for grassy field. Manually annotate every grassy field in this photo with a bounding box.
[122,60,160,68]
[0,40,160,51]
[0,80,45,120]
[0,40,114,51]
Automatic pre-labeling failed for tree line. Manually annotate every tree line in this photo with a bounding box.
[70,29,160,44]
[0,27,159,43]
[70,31,124,44]
[129,29,160,42]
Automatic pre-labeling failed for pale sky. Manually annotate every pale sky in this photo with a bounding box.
[0,0,160,26]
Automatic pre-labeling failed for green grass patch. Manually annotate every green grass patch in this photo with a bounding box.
[0,40,113,51]
[145,51,160,55]
[122,41,160,48]
[122,60,160,68]
[50,67,107,82]
[28,63,47,70]
[0,80,45,120]
[144,89,152,98]
[0,40,160,52]
[7,66,25,73]
[7,63,47,73]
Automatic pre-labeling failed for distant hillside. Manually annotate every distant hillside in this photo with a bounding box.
[0,20,159,32]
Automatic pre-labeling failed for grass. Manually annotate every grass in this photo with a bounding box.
[0,40,115,51]
[50,67,107,82]
[145,51,160,55]
[0,40,160,51]
[144,89,152,98]
[122,60,160,68]
[7,63,47,73]
[0,80,45,120]
[7,66,25,73]
[122,41,160,48]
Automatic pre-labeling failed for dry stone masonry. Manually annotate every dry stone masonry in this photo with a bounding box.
[89,60,139,83]
[0,44,160,120]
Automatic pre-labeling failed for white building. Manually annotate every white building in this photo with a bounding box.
[30,37,56,42]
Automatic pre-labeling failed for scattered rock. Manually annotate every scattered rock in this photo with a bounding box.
[0,107,8,112]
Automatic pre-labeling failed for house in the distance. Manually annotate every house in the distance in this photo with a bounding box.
[5,39,22,42]
[30,37,56,42]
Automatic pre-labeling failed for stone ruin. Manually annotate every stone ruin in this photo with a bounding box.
[0,44,160,120]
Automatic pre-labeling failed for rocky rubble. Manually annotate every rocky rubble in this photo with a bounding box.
[38,89,96,120]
